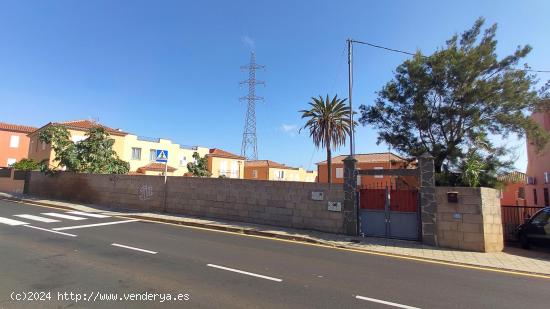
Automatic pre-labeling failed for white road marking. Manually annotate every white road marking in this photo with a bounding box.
[111,243,157,254]
[67,211,110,218]
[206,264,283,282]
[355,295,421,309]
[24,225,77,237]
[0,217,28,226]
[42,213,87,220]
[53,219,140,231]
[15,214,60,223]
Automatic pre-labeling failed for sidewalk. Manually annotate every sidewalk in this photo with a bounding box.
[2,192,550,277]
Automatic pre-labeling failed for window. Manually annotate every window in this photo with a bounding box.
[374,166,383,178]
[231,161,239,178]
[131,147,142,160]
[544,188,549,207]
[518,187,525,199]
[545,172,550,184]
[357,175,362,186]
[41,142,46,150]
[179,155,187,166]
[277,170,285,180]
[71,135,86,143]
[335,168,343,179]
[252,170,258,178]
[7,158,16,166]
[149,149,157,161]
[220,160,228,176]
[9,135,20,148]
[534,189,538,205]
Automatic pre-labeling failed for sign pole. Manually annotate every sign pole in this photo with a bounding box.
[164,161,168,184]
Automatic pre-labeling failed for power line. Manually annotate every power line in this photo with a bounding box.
[350,39,550,73]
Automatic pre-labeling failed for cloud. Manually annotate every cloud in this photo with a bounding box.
[280,124,298,137]
[242,35,255,49]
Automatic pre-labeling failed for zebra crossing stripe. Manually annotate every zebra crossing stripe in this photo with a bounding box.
[67,211,110,218]
[0,217,28,226]
[42,213,87,220]
[14,214,60,223]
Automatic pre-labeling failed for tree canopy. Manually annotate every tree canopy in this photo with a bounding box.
[299,95,354,183]
[38,125,129,174]
[359,17,549,184]
[186,152,211,177]
[9,158,41,171]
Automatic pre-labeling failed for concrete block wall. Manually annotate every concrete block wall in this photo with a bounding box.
[0,168,25,194]
[435,187,504,252]
[26,172,344,234]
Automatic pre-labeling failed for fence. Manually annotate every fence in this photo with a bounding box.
[501,205,545,241]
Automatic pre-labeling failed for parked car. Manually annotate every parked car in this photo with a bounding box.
[517,207,550,249]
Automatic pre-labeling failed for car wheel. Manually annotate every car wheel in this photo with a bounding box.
[519,233,530,249]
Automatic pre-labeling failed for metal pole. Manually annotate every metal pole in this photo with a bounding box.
[347,38,354,157]
[164,161,168,184]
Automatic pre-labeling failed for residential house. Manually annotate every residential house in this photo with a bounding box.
[498,171,527,206]
[316,152,417,188]
[525,112,550,207]
[206,149,245,178]
[123,134,209,176]
[0,122,37,167]
[27,120,128,169]
[244,160,317,182]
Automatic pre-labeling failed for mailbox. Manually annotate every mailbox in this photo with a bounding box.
[447,192,459,203]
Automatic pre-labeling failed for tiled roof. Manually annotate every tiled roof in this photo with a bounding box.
[137,163,177,173]
[317,152,407,165]
[206,148,246,160]
[0,122,37,133]
[497,171,527,183]
[37,120,128,136]
[245,160,291,169]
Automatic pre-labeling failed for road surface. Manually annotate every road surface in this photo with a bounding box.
[1,199,549,308]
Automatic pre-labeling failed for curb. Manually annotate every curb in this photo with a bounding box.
[2,195,550,279]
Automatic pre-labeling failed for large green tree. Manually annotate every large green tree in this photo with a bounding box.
[186,152,211,177]
[38,125,129,174]
[359,18,549,178]
[299,95,354,184]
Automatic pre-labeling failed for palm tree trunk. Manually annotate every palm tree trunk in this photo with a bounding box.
[327,146,332,184]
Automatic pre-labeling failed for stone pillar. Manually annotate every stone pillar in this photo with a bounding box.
[419,153,437,246]
[343,156,358,236]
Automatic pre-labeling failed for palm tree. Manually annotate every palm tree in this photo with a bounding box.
[299,95,354,184]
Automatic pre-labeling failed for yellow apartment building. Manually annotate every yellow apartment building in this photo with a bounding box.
[123,134,209,176]
[28,120,127,168]
[244,160,317,182]
[206,149,245,178]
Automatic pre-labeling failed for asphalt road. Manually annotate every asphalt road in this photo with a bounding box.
[1,199,549,309]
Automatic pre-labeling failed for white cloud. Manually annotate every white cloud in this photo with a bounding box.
[280,124,298,137]
[242,35,255,49]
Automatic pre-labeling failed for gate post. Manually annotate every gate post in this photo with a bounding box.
[418,153,437,246]
[343,156,358,236]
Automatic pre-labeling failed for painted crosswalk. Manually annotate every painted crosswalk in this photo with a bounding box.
[41,213,87,220]
[14,214,60,223]
[0,211,111,227]
[0,217,29,226]
[67,211,110,218]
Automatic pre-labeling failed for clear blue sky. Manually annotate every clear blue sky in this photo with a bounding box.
[1,0,549,171]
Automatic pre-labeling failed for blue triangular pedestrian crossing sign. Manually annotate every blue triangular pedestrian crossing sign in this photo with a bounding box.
[155,150,168,162]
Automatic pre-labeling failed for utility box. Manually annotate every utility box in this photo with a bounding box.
[311,191,324,201]
[327,201,342,212]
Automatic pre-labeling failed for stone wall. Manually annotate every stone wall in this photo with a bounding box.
[26,172,345,234]
[435,187,504,252]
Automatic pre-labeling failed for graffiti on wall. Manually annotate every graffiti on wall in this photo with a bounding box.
[138,184,153,201]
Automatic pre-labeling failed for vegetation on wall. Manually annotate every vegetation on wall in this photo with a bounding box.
[358,17,549,187]
[9,158,41,171]
[38,125,129,174]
